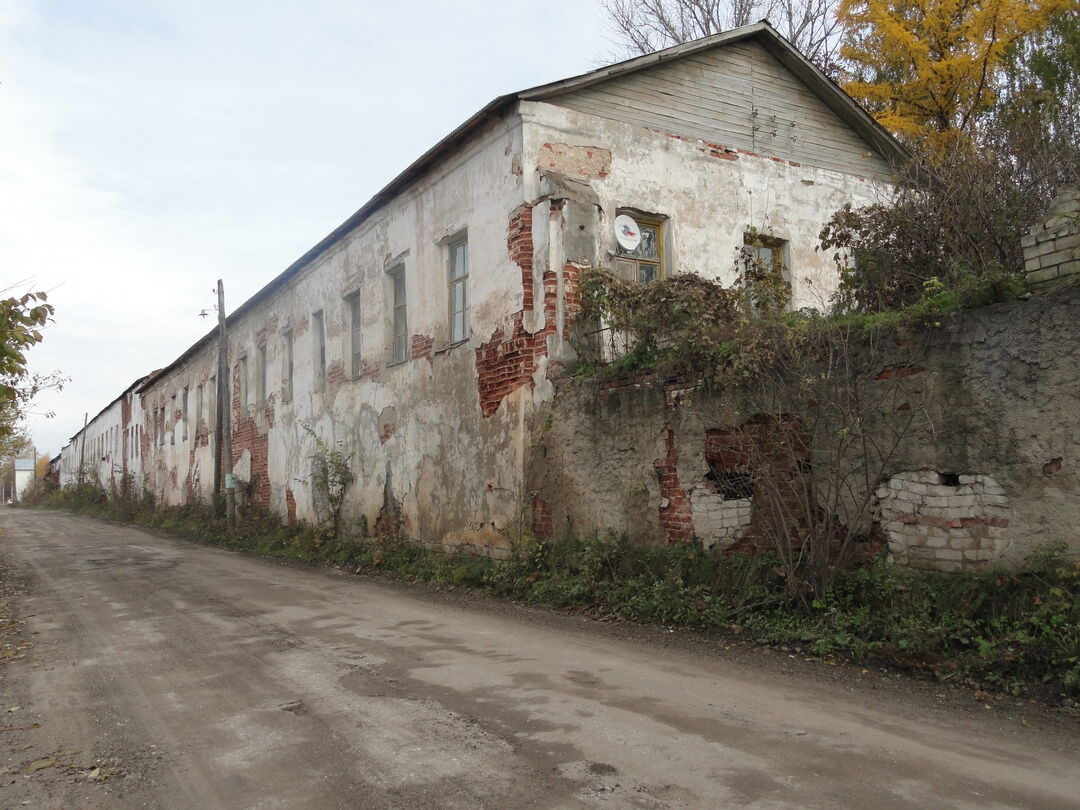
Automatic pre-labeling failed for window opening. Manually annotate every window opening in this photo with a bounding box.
[448,237,469,343]
[283,329,294,402]
[256,343,267,407]
[614,212,665,283]
[389,266,407,363]
[348,293,363,378]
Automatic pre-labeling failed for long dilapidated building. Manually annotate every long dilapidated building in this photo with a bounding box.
[59,22,904,553]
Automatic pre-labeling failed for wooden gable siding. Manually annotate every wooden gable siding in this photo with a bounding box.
[548,40,892,180]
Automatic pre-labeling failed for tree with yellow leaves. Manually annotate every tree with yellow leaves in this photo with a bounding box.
[837,0,1075,147]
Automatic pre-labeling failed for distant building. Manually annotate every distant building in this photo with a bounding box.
[13,458,35,501]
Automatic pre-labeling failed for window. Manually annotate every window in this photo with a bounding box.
[256,343,267,407]
[312,310,326,391]
[170,395,176,445]
[182,387,189,442]
[195,383,203,428]
[448,236,469,343]
[283,329,294,402]
[238,355,248,410]
[348,293,363,378]
[614,212,665,283]
[741,233,791,310]
[388,265,407,364]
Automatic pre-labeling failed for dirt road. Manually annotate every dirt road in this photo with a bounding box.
[0,510,1077,809]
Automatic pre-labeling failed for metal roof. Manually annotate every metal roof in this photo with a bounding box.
[138,20,904,395]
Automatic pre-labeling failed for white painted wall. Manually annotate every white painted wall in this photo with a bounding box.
[520,100,886,310]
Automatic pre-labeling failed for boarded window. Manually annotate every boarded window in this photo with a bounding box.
[195,383,203,429]
[182,387,189,442]
[448,236,469,343]
[170,395,176,445]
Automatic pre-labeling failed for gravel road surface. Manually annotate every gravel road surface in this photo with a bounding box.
[1,510,1077,809]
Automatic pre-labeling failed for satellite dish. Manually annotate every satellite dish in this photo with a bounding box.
[614,214,641,251]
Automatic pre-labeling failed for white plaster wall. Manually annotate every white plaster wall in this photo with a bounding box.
[58,395,138,491]
[137,111,533,549]
[519,101,888,310]
[14,469,33,500]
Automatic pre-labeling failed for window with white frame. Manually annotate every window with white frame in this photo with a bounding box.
[388,265,407,364]
[448,235,469,343]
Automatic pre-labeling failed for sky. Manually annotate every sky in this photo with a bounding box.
[2,0,608,456]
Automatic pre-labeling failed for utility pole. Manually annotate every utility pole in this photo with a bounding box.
[215,280,236,526]
[77,412,88,484]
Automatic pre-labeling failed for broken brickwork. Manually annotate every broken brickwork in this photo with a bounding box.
[476,203,581,417]
[876,471,1010,571]
[1024,184,1080,284]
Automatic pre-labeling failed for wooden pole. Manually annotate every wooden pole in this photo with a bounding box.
[216,280,236,526]
[77,412,88,484]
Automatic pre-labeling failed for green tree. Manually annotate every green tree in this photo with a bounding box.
[0,290,59,446]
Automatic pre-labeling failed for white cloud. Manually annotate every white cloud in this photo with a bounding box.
[3,0,604,454]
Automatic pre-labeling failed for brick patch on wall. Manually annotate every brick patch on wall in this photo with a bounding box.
[654,425,695,543]
[230,364,272,509]
[532,496,554,539]
[877,470,1010,571]
[286,487,297,525]
[476,205,581,417]
[410,334,433,361]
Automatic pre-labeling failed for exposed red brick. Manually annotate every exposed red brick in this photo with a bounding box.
[508,205,535,312]
[533,497,554,539]
[255,316,280,345]
[230,363,271,509]
[286,487,297,525]
[379,421,396,444]
[876,364,925,380]
[1042,457,1063,476]
[476,206,583,418]
[326,360,347,387]
[410,333,434,361]
[896,401,911,411]
[654,426,695,544]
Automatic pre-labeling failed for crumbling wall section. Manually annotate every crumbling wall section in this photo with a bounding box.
[528,284,1080,569]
